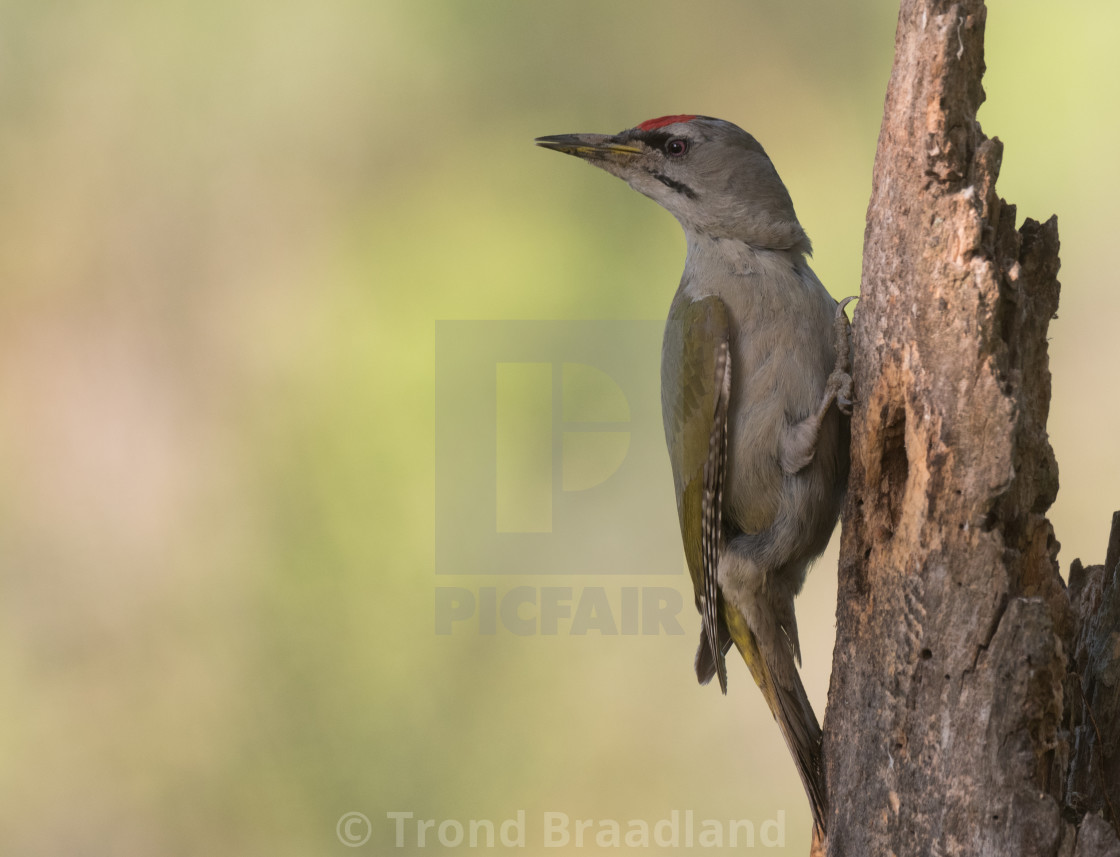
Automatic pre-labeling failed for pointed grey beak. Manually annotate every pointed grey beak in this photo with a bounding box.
[534,133,643,161]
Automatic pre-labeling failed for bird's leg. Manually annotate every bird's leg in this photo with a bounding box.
[778,297,856,475]
[829,296,856,414]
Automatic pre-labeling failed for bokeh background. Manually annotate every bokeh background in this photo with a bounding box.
[1,1,1117,854]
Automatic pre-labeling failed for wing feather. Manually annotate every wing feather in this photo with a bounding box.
[701,341,732,691]
[660,293,734,692]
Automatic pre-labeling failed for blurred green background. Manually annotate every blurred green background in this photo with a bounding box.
[1,1,1117,854]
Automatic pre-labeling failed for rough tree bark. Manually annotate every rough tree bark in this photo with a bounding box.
[822,2,1120,856]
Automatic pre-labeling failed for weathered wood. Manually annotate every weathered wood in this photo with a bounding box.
[822,1,1120,854]
[1066,514,1120,833]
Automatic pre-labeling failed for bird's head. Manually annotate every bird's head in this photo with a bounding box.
[536,115,809,253]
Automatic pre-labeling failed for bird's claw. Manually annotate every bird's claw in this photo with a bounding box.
[836,295,859,318]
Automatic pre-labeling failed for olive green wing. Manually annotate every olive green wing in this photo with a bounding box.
[660,293,733,692]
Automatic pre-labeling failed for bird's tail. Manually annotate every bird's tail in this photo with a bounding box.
[723,606,828,837]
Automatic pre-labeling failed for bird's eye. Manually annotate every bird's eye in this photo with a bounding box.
[665,138,689,157]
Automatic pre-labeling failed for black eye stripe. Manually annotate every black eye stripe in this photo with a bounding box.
[630,129,691,157]
[632,130,674,150]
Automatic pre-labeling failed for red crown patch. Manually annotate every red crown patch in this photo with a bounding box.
[636,114,698,131]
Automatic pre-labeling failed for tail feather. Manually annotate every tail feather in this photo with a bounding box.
[771,663,827,836]
[723,607,828,835]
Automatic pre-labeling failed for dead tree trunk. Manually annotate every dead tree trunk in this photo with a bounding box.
[822,2,1120,855]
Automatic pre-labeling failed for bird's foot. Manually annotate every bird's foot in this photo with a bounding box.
[829,296,857,415]
[828,368,854,416]
[779,296,858,474]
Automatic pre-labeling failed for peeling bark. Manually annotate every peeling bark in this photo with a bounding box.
[822,2,1120,855]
